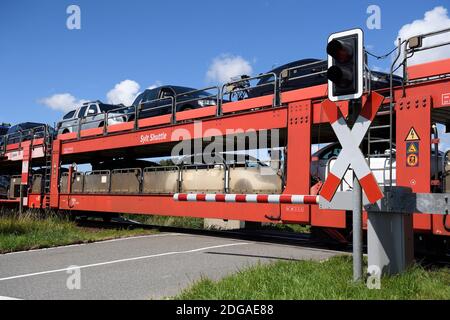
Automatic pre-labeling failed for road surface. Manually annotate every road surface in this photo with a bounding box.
[0,233,340,300]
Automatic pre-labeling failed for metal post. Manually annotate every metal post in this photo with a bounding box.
[19,185,24,215]
[353,175,363,281]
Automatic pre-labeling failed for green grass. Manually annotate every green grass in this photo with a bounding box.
[128,214,310,233]
[176,256,450,300]
[0,211,158,254]
[260,223,311,234]
[128,214,205,229]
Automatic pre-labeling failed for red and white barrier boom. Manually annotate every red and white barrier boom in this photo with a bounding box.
[174,193,320,205]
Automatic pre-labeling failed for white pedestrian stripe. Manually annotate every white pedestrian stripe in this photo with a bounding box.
[0,296,22,300]
[0,242,249,282]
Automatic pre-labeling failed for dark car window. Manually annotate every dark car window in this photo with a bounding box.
[87,105,98,116]
[7,125,20,134]
[63,110,76,120]
[8,123,44,134]
[320,147,342,160]
[160,88,175,99]
[133,93,144,106]
[143,89,158,102]
[100,105,119,112]
[77,106,88,119]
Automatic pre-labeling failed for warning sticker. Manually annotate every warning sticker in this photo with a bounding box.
[407,142,419,154]
[407,154,419,167]
[405,127,420,141]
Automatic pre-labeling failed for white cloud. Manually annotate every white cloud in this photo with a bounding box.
[148,81,162,90]
[396,6,450,66]
[38,93,87,113]
[39,79,160,114]
[206,54,253,83]
[106,79,141,106]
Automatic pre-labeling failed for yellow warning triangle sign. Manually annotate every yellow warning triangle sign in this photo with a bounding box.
[405,127,420,141]
[408,143,418,153]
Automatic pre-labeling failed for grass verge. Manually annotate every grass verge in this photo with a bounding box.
[0,211,158,254]
[128,214,205,229]
[176,256,450,300]
[128,214,310,233]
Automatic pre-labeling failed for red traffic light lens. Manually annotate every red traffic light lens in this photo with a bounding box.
[327,66,353,88]
[327,39,353,63]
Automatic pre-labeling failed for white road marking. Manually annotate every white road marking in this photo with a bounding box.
[0,296,22,300]
[0,242,249,282]
[1,233,182,256]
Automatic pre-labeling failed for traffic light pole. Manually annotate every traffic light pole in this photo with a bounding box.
[352,176,363,281]
[349,99,364,282]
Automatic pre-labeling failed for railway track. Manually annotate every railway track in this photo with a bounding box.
[75,217,350,252]
[76,216,450,267]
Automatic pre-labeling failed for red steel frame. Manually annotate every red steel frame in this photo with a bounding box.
[2,58,450,237]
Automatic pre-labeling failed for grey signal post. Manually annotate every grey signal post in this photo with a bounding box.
[327,28,365,282]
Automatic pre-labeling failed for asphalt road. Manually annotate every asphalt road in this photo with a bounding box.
[0,233,340,300]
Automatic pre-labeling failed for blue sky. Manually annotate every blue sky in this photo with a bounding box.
[0,0,449,126]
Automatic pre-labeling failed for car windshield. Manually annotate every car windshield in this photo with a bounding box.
[257,59,324,85]
[174,87,212,99]
[63,110,76,120]
[8,123,44,134]
[100,105,120,112]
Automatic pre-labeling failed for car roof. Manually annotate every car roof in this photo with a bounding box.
[266,58,324,74]
[143,85,198,93]
[11,122,45,129]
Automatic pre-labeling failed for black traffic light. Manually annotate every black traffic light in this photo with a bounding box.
[327,29,364,101]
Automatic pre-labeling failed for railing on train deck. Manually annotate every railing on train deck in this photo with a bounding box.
[402,27,450,85]
[277,60,327,95]
[0,125,50,152]
[174,86,220,120]
[220,72,278,114]
[143,166,180,194]
[111,168,142,194]
[55,159,284,196]
[83,170,111,194]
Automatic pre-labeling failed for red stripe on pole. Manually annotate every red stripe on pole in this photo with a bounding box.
[215,194,226,202]
[197,194,206,201]
[235,195,247,202]
[303,195,319,205]
[257,195,269,203]
[359,174,384,204]
[279,195,293,203]
[320,173,342,202]
[178,194,188,201]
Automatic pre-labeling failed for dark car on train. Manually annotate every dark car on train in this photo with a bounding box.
[0,123,10,149]
[0,175,10,199]
[0,123,10,136]
[2,122,54,145]
[247,58,403,98]
[132,85,217,118]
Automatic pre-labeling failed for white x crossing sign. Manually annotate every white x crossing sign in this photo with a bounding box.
[320,93,385,204]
